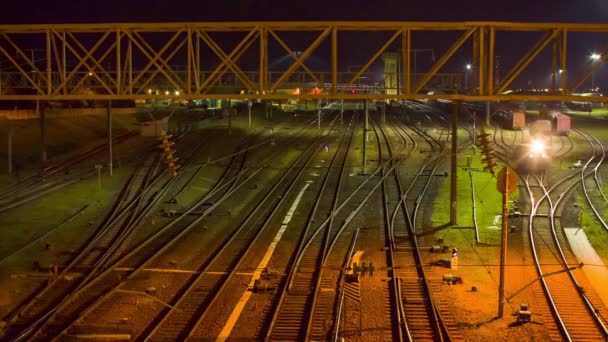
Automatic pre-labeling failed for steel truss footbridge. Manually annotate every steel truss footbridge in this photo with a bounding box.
[0,21,606,102]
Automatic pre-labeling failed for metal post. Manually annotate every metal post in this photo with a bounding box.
[7,124,13,176]
[363,99,368,171]
[107,100,113,176]
[450,101,458,225]
[39,102,46,162]
[364,99,369,131]
[95,165,103,192]
[382,101,386,123]
[228,100,232,135]
[317,99,321,130]
[248,100,252,128]
[486,101,491,127]
[498,167,509,318]
[340,99,344,124]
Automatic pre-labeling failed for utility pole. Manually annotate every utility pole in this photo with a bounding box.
[317,99,321,130]
[227,100,232,135]
[107,100,113,176]
[39,101,46,162]
[248,100,252,128]
[497,166,517,318]
[7,124,13,176]
[450,101,459,225]
[486,101,491,127]
[363,99,368,172]
[95,164,103,191]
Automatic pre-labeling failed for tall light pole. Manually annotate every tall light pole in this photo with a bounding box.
[465,64,472,92]
[591,53,601,91]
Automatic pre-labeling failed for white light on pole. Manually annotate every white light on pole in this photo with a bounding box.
[464,64,472,91]
[591,53,601,91]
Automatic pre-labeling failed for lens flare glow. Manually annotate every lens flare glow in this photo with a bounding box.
[530,140,545,154]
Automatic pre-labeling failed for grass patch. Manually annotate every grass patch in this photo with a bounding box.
[578,194,608,261]
[431,142,514,245]
[0,168,131,271]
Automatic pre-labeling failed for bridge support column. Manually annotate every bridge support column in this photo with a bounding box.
[227,100,232,135]
[39,102,46,162]
[7,124,13,176]
[363,99,368,171]
[450,101,459,225]
[248,100,252,128]
[107,100,113,176]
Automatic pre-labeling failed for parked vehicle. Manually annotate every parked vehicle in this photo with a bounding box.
[552,113,571,135]
[493,110,525,130]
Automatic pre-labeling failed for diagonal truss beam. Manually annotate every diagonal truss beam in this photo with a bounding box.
[131,31,184,86]
[195,29,259,93]
[54,31,116,95]
[496,30,559,94]
[343,28,404,93]
[1,33,48,93]
[271,27,331,92]
[267,29,322,86]
[414,28,476,94]
[198,30,257,91]
[2,22,608,102]
[569,54,607,93]
[124,30,184,93]
[203,31,259,94]
[65,31,117,90]
[137,39,186,94]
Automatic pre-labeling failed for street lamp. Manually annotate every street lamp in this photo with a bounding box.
[464,64,472,92]
[591,53,601,91]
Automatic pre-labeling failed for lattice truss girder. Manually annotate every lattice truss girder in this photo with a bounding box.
[0,21,607,102]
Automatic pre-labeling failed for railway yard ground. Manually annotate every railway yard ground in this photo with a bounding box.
[1,102,608,341]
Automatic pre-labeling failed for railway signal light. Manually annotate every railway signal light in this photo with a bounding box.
[477,126,497,175]
[159,130,178,177]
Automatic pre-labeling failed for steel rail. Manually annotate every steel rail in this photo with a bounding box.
[149,123,327,341]
[264,111,355,341]
[524,140,608,341]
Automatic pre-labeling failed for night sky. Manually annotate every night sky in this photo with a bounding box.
[0,0,606,24]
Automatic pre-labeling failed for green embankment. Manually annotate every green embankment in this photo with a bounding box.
[431,145,513,246]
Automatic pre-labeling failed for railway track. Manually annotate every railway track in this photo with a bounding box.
[139,124,329,341]
[0,131,138,212]
[377,117,458,341]
[2,130,210,340]
[264,112,356,341]
[523,144,608,340]
[27,112,341,341]
[3,154,162,339]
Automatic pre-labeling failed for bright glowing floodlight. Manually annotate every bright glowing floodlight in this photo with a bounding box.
[466,64,472,70]
[591,53,601,60]
[530,140,545,154]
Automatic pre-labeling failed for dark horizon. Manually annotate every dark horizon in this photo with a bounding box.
[1,0,607,24]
